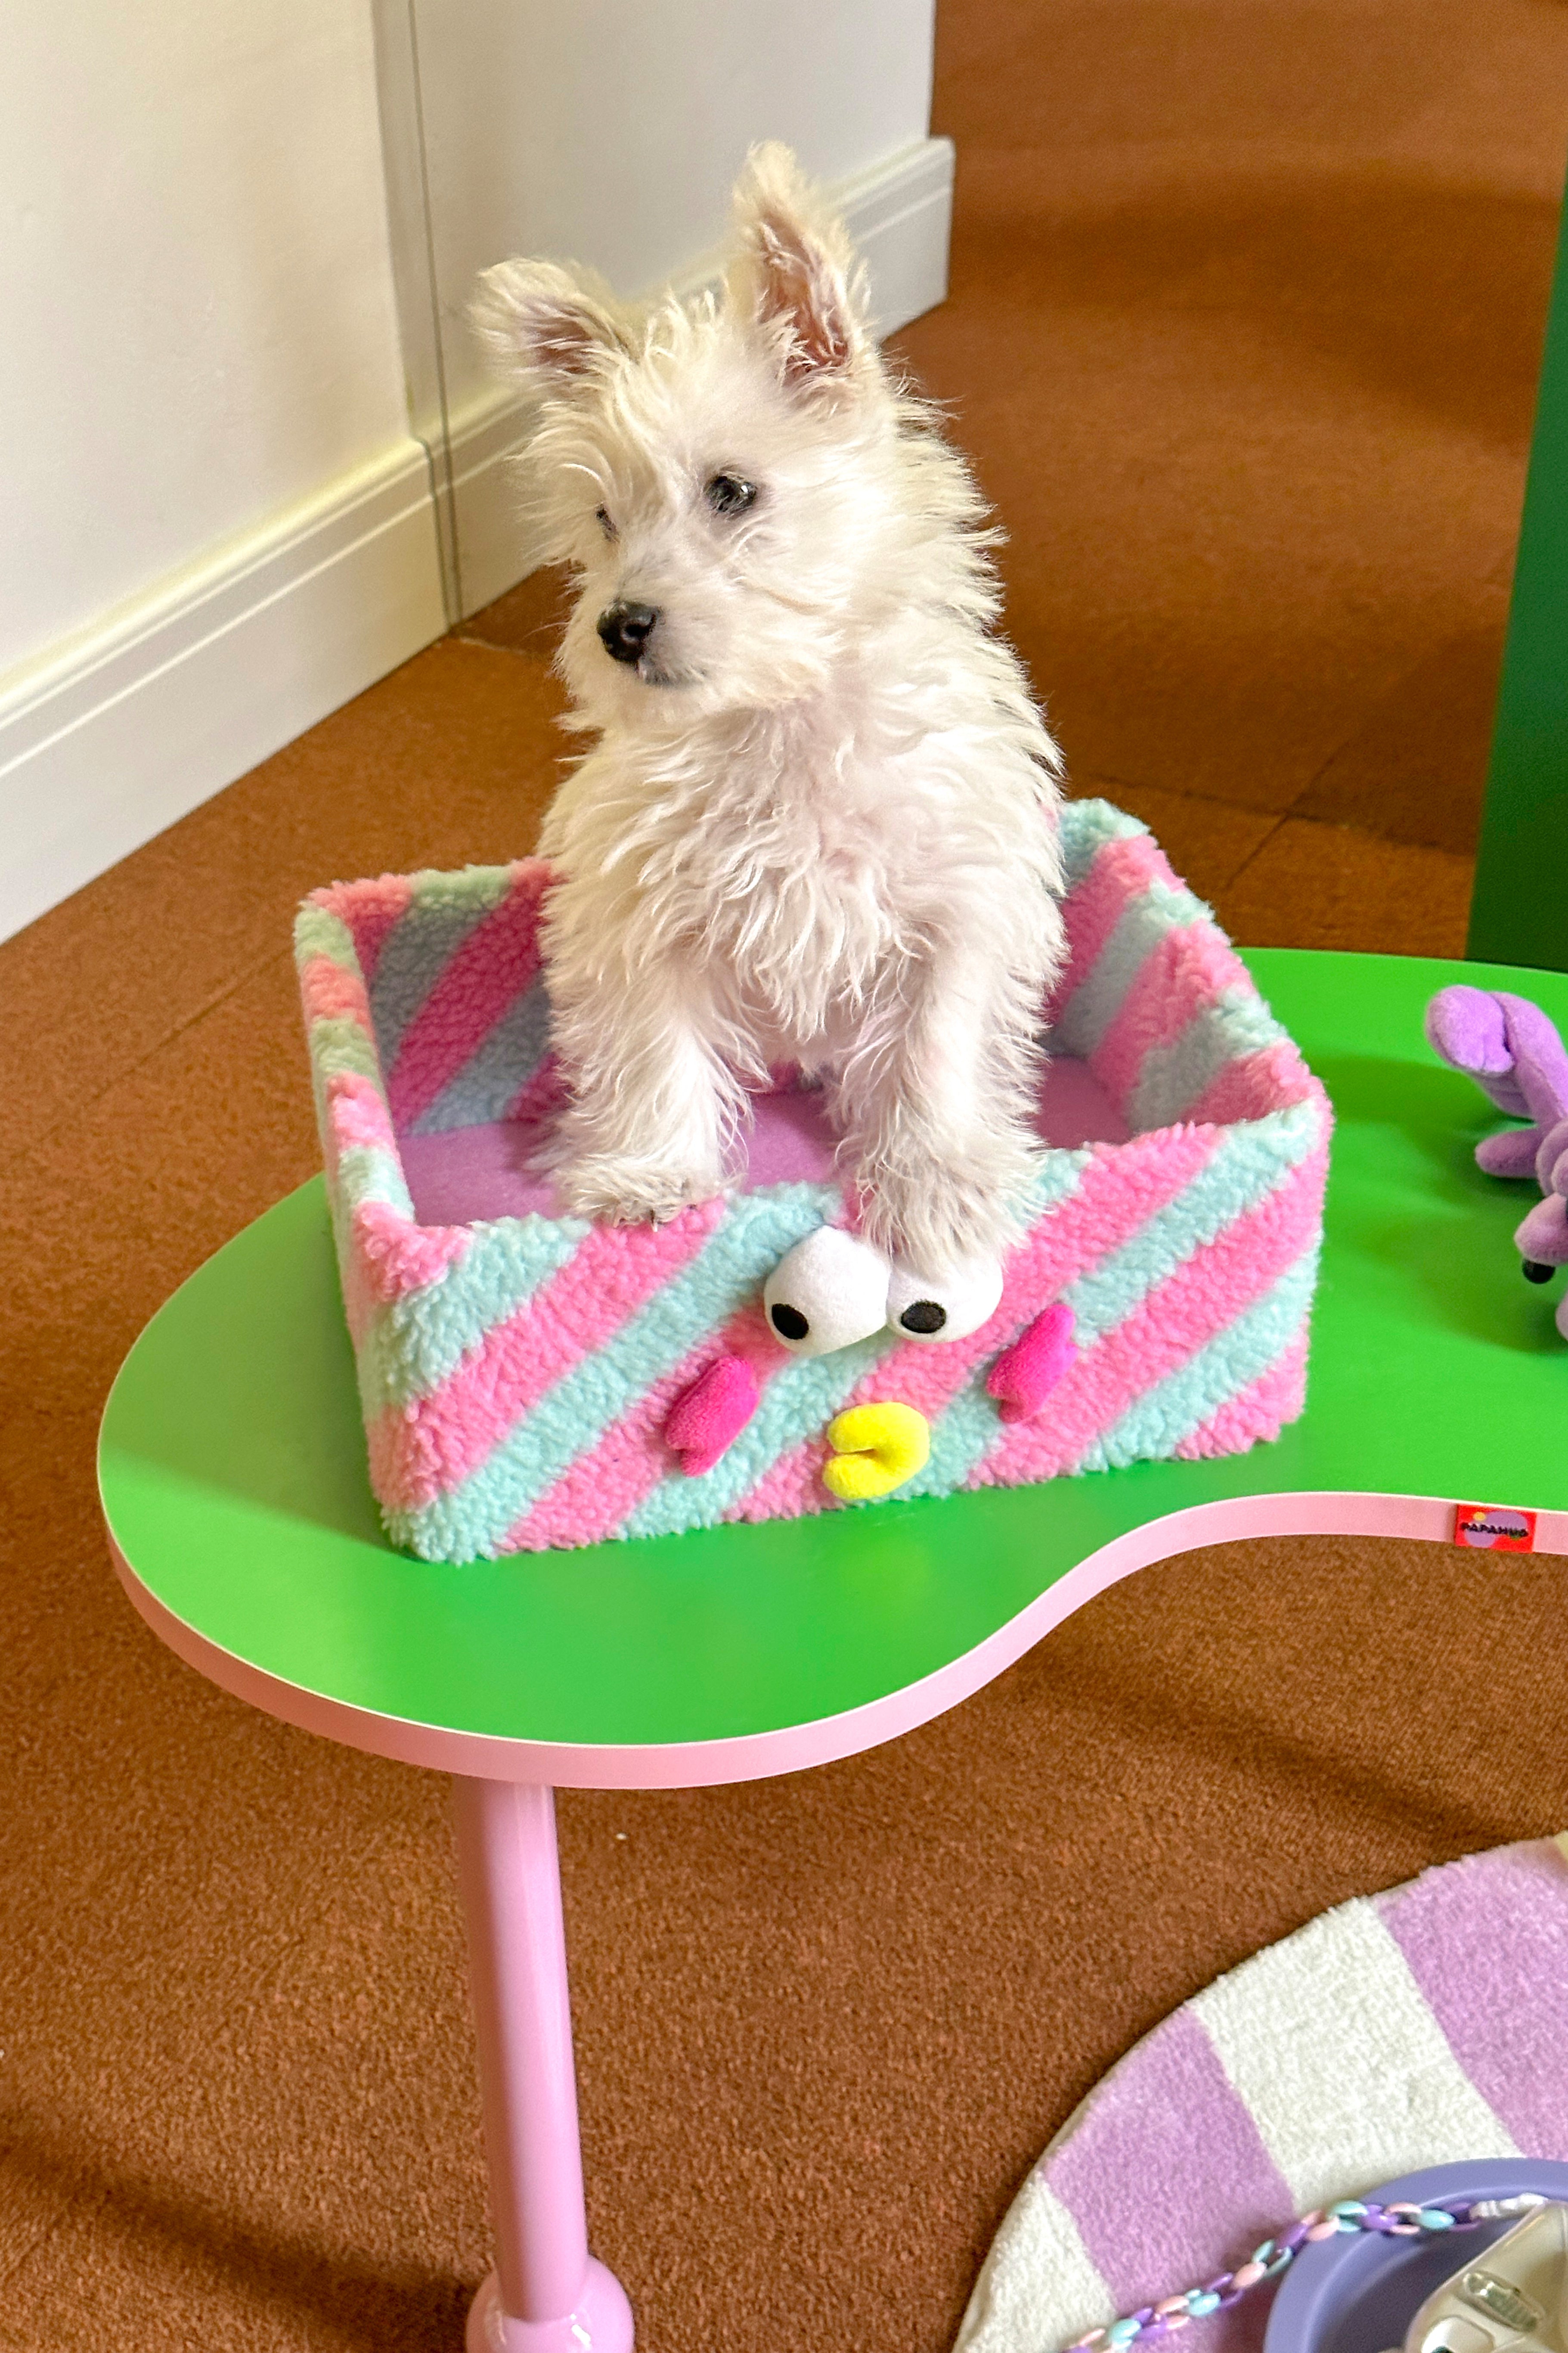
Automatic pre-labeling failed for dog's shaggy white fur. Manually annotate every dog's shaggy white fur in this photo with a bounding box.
[472,144,1066,1276]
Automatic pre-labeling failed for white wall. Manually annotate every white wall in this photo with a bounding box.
[413,0,939,428]
[410,0,947,612]
[0,0,410,679]
[0,0,446,945]
[0,0,945,944]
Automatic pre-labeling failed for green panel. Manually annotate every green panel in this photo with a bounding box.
[99,950,1568,1751]
[1469,187,1568,971]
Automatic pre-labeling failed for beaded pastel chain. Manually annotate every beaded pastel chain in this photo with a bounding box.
[1064,2192,1547,2353]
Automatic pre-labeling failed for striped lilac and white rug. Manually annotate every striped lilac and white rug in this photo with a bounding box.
[957,1837,1568,2353]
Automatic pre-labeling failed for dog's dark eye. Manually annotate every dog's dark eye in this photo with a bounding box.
[595,506,616,540]
[704,472,757,518]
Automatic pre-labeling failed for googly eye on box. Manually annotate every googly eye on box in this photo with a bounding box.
[885,1255,1004,1344]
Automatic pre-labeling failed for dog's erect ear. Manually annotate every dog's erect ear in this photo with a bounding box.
[728,143,869,391]
[470,259,634,395]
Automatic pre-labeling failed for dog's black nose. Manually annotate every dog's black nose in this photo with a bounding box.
[597,602,659,664]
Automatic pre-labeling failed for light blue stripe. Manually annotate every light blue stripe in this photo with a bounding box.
[1059,797,1145,890]
[411,975,555,1136]
[1022,1144,1096,1218]
[397,1186,839,1558]
[358,1211,591,1412]
[309,1014,383,1092]
[369,869,511,1071]
[1128,984,1287,1133]
[294,904,359,970]
[626,1149,1094,1537]
[1062,1099,1318,1340]
[1079,1249,1318,1471]
[1052,882,1211,1059]
[335,1141,414,1220]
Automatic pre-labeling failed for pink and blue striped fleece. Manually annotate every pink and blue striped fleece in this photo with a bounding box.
[294,801,1332,1562]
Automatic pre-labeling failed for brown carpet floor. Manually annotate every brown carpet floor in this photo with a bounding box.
[6,6,1568,2347]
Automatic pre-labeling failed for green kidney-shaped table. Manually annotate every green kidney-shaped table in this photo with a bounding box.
[99,950,1568,2352]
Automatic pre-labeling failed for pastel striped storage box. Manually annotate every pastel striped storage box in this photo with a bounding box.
[294,800,1331,1561]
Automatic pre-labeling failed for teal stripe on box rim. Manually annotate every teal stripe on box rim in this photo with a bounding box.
[1058,797,1146,890]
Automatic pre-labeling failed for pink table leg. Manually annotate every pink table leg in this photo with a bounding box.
[452,1777,635,2353]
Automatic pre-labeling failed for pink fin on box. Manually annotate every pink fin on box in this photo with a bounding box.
[987,1303,1077,1424]
[666,1355,761,1476]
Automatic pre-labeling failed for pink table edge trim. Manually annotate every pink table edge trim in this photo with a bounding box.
[105,1488,1568,1793]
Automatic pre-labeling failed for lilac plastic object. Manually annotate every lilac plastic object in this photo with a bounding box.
[1424,991,1568,1129]
[1264,2162,1568,2353]
[451,1779,634,2352]
[1425,988,1568,1212]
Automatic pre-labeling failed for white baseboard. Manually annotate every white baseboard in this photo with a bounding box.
[449,134,956,617]
[0,135,953,944]
[0,443,447,945]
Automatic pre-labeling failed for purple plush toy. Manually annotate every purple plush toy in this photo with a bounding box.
[1426,985,1568,1332]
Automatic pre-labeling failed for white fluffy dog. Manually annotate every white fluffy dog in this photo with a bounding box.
[472,143,1066,1278]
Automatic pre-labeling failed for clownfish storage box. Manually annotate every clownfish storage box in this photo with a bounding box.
[295,800,1331,1562]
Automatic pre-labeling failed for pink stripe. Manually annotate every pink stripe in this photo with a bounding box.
[1187,1049,1320,1129]
[369,1200,723,1512]
[301,953,375,1029]
[1173,1330,1308,1459]
[351,1199,471,1309]
[387,867,549,1130]
[1046,831,1172,1021]
[1089,922,1250,1110]
[316,1075,392,1352]
[1045,2003,1293,2344]
[320,1080,400,1324]
[325,1070,396,1156]
[304,875,414,987]
[1380,1843,1568,2159]
[734,1123,1222,1528]
[502,1307,784,1553]
[338,1254,376,1352]
[323,1071,465,1345]
[976,1144,1328,1489]
[340,875,415,986]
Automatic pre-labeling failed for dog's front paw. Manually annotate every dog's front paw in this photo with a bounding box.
[859,1143,1039,1273]
[551,1152,727,1227]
